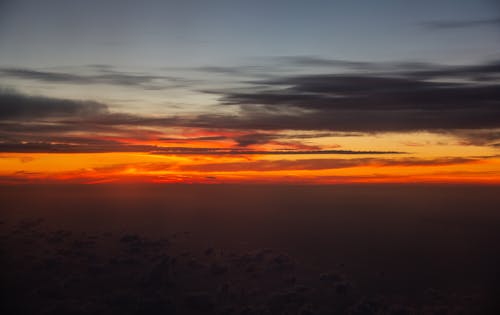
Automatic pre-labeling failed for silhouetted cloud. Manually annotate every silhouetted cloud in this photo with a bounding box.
[0,92,108,119]
[0,91,179,129]
[234,133,277,147]
[210,63,500,131]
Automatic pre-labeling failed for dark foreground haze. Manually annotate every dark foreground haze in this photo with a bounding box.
[1,184,500,314]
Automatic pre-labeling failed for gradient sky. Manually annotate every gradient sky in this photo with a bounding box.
[0,0,499,183]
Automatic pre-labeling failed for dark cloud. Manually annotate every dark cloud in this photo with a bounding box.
[233,133,277,147]
[209,63,500,131]
[226,75,496,111]
[0,91,180,128]
[450,129,500,146]
[0,141,153,153]
[0,91,365,140]
[196,57,500,88]
[407,60,500,81]
[1,69,91,84]
[159,136,229,142]
[423,18,500,29]
[0,92,107,119]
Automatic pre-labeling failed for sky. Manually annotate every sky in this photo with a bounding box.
[0,0,499,184]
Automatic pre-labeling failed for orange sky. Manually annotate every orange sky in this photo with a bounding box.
[1,130,499,184]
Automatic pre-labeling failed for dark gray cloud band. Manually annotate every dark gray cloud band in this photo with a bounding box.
[209,60,500,132]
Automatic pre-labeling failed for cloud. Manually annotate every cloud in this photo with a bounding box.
[96,157,477,173]
[0,91,180,130]
[0,67,189,90]
[450,129,500,146]
[423,18,500,30]
[0,92,107,119]
[407,60,500,81]
[1,58,499,154]
[208,65,500,131]
[0,90,401,154]
[272,56,376,70]
[195,65,272,76]
[233,133,277,147]
[225,75,497,111]
[158,136,229,142]
[0,140,402,155]
[231,132,348,148]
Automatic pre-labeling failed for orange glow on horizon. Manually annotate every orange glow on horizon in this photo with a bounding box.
[1,150,499,185]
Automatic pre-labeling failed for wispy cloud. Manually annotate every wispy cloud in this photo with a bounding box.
[0,67,191,90]
[423,18,500,30]
[177,157,477,172]
[0,141,402,155]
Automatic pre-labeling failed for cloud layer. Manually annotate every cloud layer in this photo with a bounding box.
[1,59,499,155]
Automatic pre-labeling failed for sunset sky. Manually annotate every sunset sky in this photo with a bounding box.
[0,0,499,184]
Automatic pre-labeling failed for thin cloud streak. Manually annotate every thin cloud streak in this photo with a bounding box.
[178,157,477,172]
[423,18,500,29]
[0,141,403,155]
[0,68,191,90]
